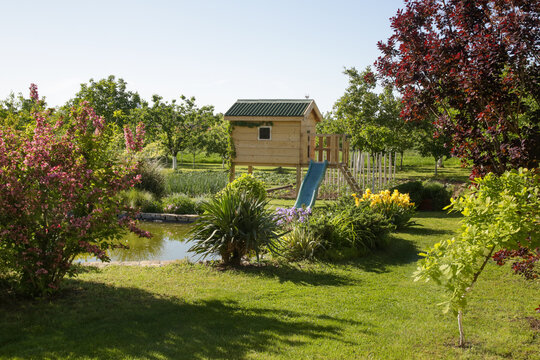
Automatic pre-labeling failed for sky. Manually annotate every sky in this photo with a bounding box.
[0,0,406,114]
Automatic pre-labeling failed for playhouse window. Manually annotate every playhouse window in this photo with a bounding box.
[258,126,271,140]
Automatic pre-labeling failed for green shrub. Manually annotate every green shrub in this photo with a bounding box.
[162,193,197,214]
[422,181,452,211]
[135,159,166,198]
[188,188,280,265]
[327,204,394,254]
[391,181,452,211]
[391,181,423,207]
[353,189,416,229]
[165,171,228,196]
[192,195,208,215]
[280,224,324,261]
[281,202,393,261]
[221,173,267,200]
[122,189,163,213]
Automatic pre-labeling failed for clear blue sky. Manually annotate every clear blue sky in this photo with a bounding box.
[1,0,405,114]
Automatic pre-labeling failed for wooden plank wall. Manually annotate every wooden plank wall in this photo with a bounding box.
[232,121,301,165]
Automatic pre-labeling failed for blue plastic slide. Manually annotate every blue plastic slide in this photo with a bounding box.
[294,160,328,209]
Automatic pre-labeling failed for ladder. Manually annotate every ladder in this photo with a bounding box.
[338,163,361,193]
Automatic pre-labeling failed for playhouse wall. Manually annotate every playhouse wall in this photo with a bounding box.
[232,121,301,165]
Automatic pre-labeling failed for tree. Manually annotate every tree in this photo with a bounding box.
[414,117,452,175]
[315,111,347,135]
[148,95,215,170]
[376,0,539,178]
[334,67,413,156]
[415,169,539,346]
[203,114,230,168]
[0,86,148,296]
[70,75,143,128]
[0,84,49,129]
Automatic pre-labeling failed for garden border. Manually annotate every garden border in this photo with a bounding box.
[138,213,199,223]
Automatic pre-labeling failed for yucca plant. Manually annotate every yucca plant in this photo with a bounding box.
[187,189,281,266]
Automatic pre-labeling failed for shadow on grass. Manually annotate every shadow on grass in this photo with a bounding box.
[398,226,454,237]
[343,211,460,274]
[235,264,355,286]
[0,280,367,359]
[342,234,421,274]
[413,211,462,219]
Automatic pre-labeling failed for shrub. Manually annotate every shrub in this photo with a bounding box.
[415,168,539,345]
[165,171,227,196]
[221,173,266,200]
[274,207,323,261]
[277,201,394,261]
[326,203,394,254]
[188,188,281,265]
[192,195,208,215]
[280,224,324,261]
[0,90,148,296]
[135,159,166,198]
[123,189,163,213]
[354,189,415,229]
[422,181,452,211]
[391,181,423,207]
[162,193,197,214]
[391,181,452,211]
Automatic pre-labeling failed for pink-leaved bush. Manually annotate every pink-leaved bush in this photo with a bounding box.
[0,84,148,296]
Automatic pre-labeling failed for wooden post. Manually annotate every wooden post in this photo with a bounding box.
[247,165,253,174]
[360,153,365,191]
[296,166,302,195]
[378,153,382,190]
[394,152,397,182]
[366,153,373,188]
[389,152,392,185]
[383,153,387,186]
[229,164,236,183]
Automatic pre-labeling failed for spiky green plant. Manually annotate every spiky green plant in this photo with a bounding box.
[188,189,281,266]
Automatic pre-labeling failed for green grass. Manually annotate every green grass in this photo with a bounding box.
[1,213,538,359]
[164,171,228,196]
[165,151,471,188]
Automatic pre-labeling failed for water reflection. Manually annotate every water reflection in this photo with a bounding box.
[79,222,206,262]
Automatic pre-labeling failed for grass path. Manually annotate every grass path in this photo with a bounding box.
[1,213,538,359]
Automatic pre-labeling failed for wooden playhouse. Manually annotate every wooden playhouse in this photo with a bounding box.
[224,99,361,194]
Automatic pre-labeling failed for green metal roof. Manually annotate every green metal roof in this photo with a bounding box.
[225,99,313,117]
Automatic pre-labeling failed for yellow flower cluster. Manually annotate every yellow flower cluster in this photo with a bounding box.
[352,189,414,210]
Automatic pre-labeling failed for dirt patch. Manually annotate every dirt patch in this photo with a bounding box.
[526,316,540,331]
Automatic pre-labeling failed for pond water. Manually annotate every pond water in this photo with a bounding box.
[78,222,210,263]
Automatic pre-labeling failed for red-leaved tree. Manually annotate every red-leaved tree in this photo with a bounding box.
[0,85,149,296]
[376,0,539,178]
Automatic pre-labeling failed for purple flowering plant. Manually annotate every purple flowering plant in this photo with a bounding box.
[274,207,312,228]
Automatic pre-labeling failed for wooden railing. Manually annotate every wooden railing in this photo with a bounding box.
[310,134,349,166]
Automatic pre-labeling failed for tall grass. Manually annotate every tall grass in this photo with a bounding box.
[164,171,228,196]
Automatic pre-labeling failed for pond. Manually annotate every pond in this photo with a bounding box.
[78,222,211,263]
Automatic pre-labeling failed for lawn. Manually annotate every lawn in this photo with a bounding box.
[1,213,538,359]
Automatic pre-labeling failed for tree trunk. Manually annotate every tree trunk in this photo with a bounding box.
[192,151,196,169]
[172,154,177,170]
[437,157,444,168]
[221,158,225,169]
[400,151,404,170]
[434,158,438,175]
[458,310,465,347]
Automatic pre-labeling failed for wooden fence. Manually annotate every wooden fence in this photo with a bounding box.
[320,151,397,197]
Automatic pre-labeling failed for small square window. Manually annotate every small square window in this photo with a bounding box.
[258,126,271,140]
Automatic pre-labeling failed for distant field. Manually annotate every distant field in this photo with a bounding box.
[161,151,471,190]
